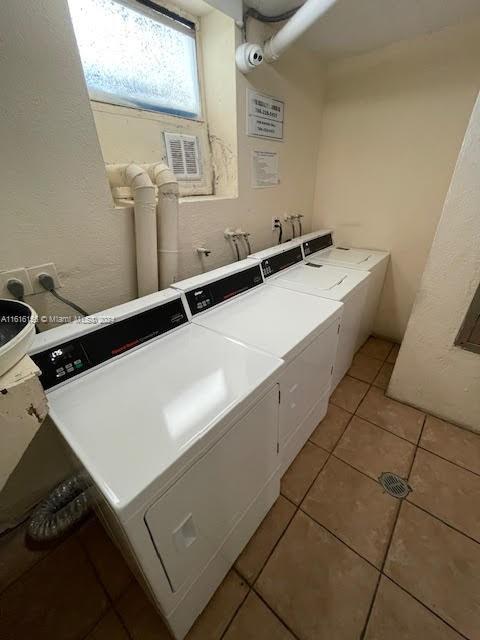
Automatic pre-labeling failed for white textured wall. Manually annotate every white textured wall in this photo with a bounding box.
[0,0,136,529]
[0,2,324,527]
[0,0,138,319]
[389,92,480,431]
[92,11,326,275]
[312,20,480,342]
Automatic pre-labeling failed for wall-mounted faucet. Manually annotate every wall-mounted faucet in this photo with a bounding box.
[284,214,297,239]
[292,214,304,236]
[236,228,253,255]
[224,228,242,261]
[196,247,211,257]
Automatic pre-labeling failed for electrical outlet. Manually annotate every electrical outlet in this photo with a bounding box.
[0,268,34,297]
[272,216,280,231]
[28,263,61,294]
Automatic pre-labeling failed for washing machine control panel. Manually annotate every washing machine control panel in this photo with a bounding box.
[186,265,263,316]
[302,233,333,257]
[261,246,303,279]
[31,298,188,390]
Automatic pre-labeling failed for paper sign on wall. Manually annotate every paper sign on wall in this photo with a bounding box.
[252,150,279,188]
[247,90,284,140]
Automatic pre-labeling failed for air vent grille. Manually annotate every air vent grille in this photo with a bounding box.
[164,132,201,180]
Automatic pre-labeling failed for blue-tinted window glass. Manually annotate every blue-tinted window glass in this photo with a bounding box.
[68,0,200,118]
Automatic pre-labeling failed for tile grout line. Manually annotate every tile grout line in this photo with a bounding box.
[360,412,426,639]
[0,516,71,599]
[74,537,124,640]
[234,410,358,639]
[407,413,427,480]
[347,411,422,446]
[307,400,478,640]
[416,444,480,479]
[382,574,471,640]
[232,343,477,640]
[297,505,382,573]
[355,379,392,640]
[76,530,134,640]
[348,343,399,638]
[256,352,389,639]
[219,342,471,640]
[218,571,252,640]
[252,587,303,640]
[230,343,417,639]
[404,499,480,549]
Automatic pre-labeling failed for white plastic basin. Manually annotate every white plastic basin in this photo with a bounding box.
[0,300,37,377]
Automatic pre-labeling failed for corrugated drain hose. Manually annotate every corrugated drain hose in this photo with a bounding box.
[28,471,92,542]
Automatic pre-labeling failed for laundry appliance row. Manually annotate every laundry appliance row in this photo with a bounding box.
[29,230,389,639]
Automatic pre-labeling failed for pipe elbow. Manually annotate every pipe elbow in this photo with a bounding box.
[263,40,279,63]
[150,163,179,193]
[125,163,154,190]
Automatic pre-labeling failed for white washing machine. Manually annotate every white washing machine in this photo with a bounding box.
[300,230,390,349]
[30,289,284,639]
[172,261,343,473]
[248,243,370,391]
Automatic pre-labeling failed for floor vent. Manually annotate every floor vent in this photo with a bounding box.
[379,472,411,499]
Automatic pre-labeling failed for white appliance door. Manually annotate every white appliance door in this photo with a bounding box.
[145,385,279,592]
[332,284,368,389]
[279,319,339,447]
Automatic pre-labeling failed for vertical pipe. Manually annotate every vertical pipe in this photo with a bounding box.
[106,164,159,297]
[149,164,180,289]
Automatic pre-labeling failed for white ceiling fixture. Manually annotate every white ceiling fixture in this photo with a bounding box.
[236,0,336,72]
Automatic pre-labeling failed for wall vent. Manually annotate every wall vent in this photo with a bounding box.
[164,133,201,180]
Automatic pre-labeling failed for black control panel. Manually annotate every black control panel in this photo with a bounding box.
[185,265,263,316]
[261,246,303,279]
[31,298,188,390]
[302,233,333,257]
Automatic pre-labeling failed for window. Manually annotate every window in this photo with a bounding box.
[455,283,480,355]
[68,0,200,119]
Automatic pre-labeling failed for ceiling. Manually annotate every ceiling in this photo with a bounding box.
[245,0,480,59]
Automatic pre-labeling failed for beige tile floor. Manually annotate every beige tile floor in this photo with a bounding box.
[1,337,480,639]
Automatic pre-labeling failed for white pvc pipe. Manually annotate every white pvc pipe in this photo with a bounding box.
[263,0,337,62]
[148,163,180,289]
[106,163,158,297]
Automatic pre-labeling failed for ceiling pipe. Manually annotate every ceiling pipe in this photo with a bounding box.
[236,0,336,72]
[263,0,337,62]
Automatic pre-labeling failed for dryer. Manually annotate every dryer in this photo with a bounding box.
[172,261,343,473]
[30,289,284,639]
[301,231,390,349]
[248,243,370,391]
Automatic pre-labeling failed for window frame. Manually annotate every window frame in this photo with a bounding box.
[455,283,480,355]
[70,0,205,121]
[70,0,213,196]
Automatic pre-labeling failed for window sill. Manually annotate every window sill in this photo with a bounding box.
[179,193,238,205]
[113,193,239,211]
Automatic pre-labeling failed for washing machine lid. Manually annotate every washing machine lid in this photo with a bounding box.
[186,286,342,362]
[46,324,282,520]
[309,246,390,270]
[30,291,283,520]
[270,263,370,301]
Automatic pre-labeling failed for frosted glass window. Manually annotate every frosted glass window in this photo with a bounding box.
[68,0,200,118]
